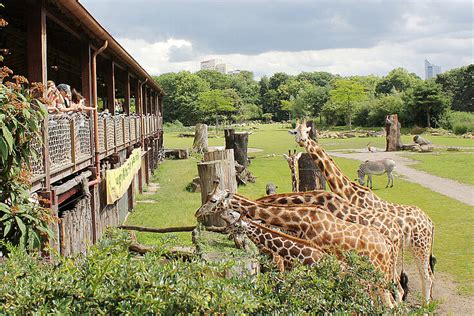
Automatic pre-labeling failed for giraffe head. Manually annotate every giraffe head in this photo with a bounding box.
[195,180,233,219]
[283,149,303,169]
[289,119,312,147]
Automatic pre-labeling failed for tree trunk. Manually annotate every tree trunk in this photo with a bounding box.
[198,159,237,227]
[427,110,431,128]
[192,123,208,153]
[385,114,401,151]
[298,153,326,191]
[306,120,317,141]
[224,128,249,167]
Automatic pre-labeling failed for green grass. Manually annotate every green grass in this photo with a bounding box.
[405,151,474,185]
[127,123,474,295]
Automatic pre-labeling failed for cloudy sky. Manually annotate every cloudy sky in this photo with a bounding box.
[81,0,473,78]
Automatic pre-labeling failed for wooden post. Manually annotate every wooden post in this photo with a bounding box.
[298,153,326,191]
[306,120,317,141]
[224,129,249,167]
[27,0,50,190]
[197,160,236,227]
[124,71,130,115]
[385,114,401,151]
[81,43,92,107]
[193,123,208,153]
[106,60,115,114]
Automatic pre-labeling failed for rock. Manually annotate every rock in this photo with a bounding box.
[186,177,201,192]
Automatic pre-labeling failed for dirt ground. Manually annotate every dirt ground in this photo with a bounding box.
[328,148,474,314]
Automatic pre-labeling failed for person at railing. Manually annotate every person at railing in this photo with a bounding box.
[46,80,65,113]
[71,88,94,112]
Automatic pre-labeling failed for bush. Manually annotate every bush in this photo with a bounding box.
[437,111,474,134]
[0,230,394,314]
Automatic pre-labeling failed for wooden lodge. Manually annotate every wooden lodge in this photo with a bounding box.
[1,0,164,255]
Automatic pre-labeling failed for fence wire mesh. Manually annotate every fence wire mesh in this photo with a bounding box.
[98,116,105,153]
[105,116,115,150]
[30,134,44,177]
[73,113,92,161]
[130,117,136,141]
[114,116,124,146]
[124,116,130,143]
[48,114,72,170]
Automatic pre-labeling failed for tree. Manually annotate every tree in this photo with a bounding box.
[407,80,449,128]
[154,72,210,125]
[436,65,474,112]
[329,79,368,129]
[376,68,421,95]
[295,71,335,87]
[195,70,231,90]
[197,89,235,132]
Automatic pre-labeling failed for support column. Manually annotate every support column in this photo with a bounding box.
[105,60,115,113]
[27,0,50,191]
[81,43,92,107]
[124,71,130,115]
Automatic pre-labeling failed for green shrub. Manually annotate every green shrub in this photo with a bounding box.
[438,111,474,134]
[0,230,394,314]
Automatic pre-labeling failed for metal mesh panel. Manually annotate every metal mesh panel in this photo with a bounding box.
[130,117,136,142]
[124,116,130,143]
[48,114,72,170]
[136,117,141,139]
[114,116,124,146]
[30,134,44,176]
[106,116,115,150]
[73,113,92,161]
[98,115,105,153]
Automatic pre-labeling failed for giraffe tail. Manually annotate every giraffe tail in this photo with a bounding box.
[429,225,436,274]
[400,270,409,301]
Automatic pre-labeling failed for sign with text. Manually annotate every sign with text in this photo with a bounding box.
[106,149,141,204]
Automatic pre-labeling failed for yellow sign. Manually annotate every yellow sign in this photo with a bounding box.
[106,149,142,204]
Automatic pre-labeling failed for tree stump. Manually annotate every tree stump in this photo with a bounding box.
[224,128,249,167]
[306,120,318,142]
[193,123,208,153]
[385,114,402,151]
[198,159,237,227]
[298,153,326,191]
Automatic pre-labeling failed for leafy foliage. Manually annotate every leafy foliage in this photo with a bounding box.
[0,230,393,314]
[328,79,368,128]
[0,66,55,252]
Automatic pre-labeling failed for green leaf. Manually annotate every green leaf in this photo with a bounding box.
[1,126,13,151]
[3,219,13,237]
[15,216,27,237]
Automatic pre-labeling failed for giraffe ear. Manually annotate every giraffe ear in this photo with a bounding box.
[288,129,297,135]
[296,152,303,160]
[283,154,289,160]
[225,192,234,199]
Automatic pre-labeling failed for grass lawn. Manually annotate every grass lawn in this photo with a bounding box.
[404,151,474,186]
[126,123,474,295]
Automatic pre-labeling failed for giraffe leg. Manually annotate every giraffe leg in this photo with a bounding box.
[414,250,434,304]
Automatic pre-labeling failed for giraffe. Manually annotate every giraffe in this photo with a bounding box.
[221,210,329,268]
[255,190,408,301]
[195,184,401,307]
[283,149,302,192]
[288,120,435,303]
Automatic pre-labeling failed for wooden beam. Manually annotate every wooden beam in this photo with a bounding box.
[27,0,50,190]
[106,60,115,113]
[136,80,142,115]
[81,43,92,107]
[124,71,130,115]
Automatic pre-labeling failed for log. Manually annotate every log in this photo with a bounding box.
[53,171,92,195]
[164,149,189,159]
[120,225,226,233]
[224,128,249,167]
[198,160,237,227]
[298,153,326,191]
[385,114,402,151]
[306,120,318,141]
[204,148,235,162]
[192,123,208,153]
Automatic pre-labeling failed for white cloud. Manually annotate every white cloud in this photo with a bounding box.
[117,35,473,78]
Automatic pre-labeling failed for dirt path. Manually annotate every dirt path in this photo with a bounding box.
[328,149,474,206]
[404,263,474,315]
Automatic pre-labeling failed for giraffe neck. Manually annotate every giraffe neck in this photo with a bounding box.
[290,162,299,192]
[243,219,321,264]
[303,138,358,200]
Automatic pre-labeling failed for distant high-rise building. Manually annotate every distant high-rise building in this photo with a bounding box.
[200,59,227,74]
[425,60,441,79]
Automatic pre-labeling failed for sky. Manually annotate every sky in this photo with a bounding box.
[81,0,473,79]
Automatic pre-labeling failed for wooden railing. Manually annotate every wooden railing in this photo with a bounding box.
[31,113,162,189]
